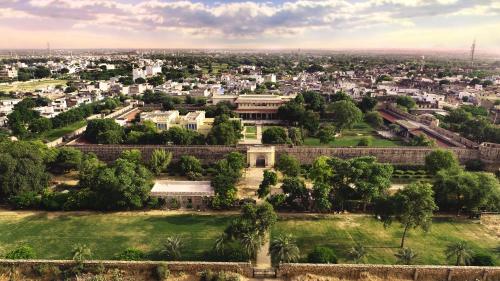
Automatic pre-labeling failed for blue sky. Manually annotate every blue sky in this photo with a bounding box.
[0,0,499,52]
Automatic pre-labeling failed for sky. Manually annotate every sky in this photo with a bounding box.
[0,0,499,52]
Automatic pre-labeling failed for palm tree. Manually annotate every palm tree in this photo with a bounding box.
[214,233,229,254]
[395,247,418,265]
[269,234,300,265]
[445,241,473,266]
[161,236,184,260]
[348,243,366,264]
[240,231,262,259]
[72,244,92,263]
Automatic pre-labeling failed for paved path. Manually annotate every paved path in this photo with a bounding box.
[255,232,272,269]
[237,167,266,199]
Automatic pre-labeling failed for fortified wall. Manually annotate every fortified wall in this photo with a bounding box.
[277,263,500,281]
[69,144,493,167]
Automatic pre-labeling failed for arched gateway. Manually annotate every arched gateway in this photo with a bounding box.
[247,146,275,168]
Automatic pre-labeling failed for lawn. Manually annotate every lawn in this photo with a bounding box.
[38,120,87,142]
[0,79,68,93]
[272,215,499,265]
[304,122,405,147]
[0,213,232,260]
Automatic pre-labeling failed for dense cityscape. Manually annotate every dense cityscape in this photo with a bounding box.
[0,0,499,280]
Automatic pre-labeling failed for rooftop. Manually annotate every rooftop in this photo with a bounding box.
[151,180,214,196]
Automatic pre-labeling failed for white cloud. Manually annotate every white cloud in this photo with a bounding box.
[0,0,498,42]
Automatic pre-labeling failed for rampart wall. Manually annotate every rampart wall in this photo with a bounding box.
[70,144,486,166]
[277,263,500,281]
[0,259,254,279]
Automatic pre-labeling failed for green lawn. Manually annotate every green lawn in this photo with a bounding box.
[245,126,257,134]
[38,120,87,142]
[272,215,499,265]
[304,122,405,147]
[0,79,68,92]
[0,213,232,260]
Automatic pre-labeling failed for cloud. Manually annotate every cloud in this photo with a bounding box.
[0,0,498,40]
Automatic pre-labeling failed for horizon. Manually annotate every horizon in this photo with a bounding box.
[1,0,500,52]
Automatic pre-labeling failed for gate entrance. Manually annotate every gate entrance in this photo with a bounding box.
[247,146,275,168]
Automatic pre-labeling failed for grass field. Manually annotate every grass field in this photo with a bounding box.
[244,126,258,139]
[0,79,68,93]
[304,122,405,147]
[37,120,87,142]
[0,213,232,260]
[272,215,499,265]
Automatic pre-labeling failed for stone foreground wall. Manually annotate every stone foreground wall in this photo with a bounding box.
[277,263,500,281]
[0,259,254,278]
[70,144,486,166]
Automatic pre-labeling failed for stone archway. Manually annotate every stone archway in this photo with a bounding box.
[247,146,275,168]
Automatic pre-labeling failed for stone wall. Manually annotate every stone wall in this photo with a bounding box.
[277,263,500,281]
[276,146,481,165]
[70,144,485,166]
[72,144,247,164]
[0,259,254,278]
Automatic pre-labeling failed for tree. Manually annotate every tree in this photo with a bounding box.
[358,96,377,112]
[317,124,336,144]
[269,234,300,265]
[396,96,416,111]
[258,170,278,199]
[424,150,459,175]
[329,100,362,133]
[262,127,289,144]
[28,118,52,133]
[364,111,383,129]
[470,253,495,266]
[308,246,337,264]
[5,245,35,259]
[276,154,301,177]
[84,119,124,144]
[0,141,50,198]
[395,248,418,265]
[445,241,473,266]
[281,177,309,210]
[162,236,184,260]
[207,117,242,145]
[312,182,332,212]
[348,244,366,264]
[149,149,172,175]
[410,134,435,147]
[52,147,83,173]
[147,75,165,87]
[80,156,153,210]
[178,155,203,178]
[240,231,262,259]
[433,168,500,215]
[288,127,303,146]
[119,149,143,165]
[377,182,438,248]
[211,153,245,209]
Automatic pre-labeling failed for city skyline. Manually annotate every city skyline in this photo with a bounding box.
[0,0,499,52]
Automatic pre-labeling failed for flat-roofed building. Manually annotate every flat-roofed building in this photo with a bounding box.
[140,110,214,134]
[234,94,294,120]
[150,180,214,209]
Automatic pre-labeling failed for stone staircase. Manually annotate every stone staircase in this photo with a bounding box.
[253,268,277,279]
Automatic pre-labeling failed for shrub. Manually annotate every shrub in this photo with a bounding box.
[115,248,145,261]
[357,137,372,147]
[200,270,240,281]
[276,154,301,177]
[5,245,35,259]
[155,264,170,281]
[470,253,495,266]
[307,246,338,264]
[9,192,40,209]
[169,198,180,210]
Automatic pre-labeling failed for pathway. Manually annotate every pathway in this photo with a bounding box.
[255,232,272,269]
